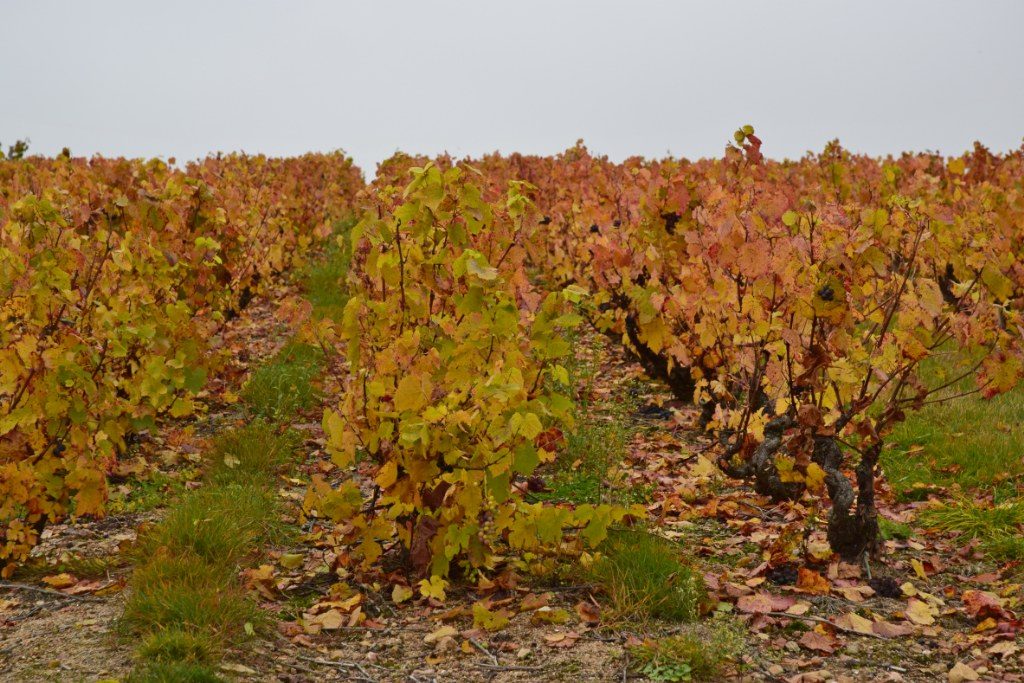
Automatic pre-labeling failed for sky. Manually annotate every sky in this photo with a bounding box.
[1,1,1022,177]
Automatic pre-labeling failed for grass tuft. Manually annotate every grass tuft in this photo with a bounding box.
[529,369,647,507]
[589,529,705,623]
[628,616,744,681]
[121,554,258,636]
[884,356,1024,500]
[878,517,912,541]
[919,499,1024,539]
[919,498,1024,561]
[240,343,324,419]
[299,227,353,320]
[133,484,280,566]
[129,662,222,683]
[205,420,296,487]
[137,628,219,664]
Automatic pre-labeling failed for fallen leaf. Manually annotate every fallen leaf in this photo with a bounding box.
[872,620,914,638]
[835,612,874,636]
[314,609,344,630]
[798,629,837,653]
[987,640,1019,657]
[961,589,1010,621]
[544,631,580,648]
[531,607,570,625]
[737,593,775,614]
[911,558,927,580]
[220,663,257,674]
[786,601,812,616]
[948,661,979,683]
[392,584,414,604]
[574,601,601,625]
[519,593,552,612]
[797,568,831,595]
[905,598,935,626]
[836,585,875,603]
[279,553,304,570]
[424,625,458,644]
[41,573,76,589]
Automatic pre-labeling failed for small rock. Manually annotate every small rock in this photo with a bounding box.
[768,664,785,676]
[785,640,800,653]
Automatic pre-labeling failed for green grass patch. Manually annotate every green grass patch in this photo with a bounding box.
[123,423,291,675]
[919,499,1024,539]
[205,420,297,487]
[530,348,646,506]
[979,533,1024,562]
[108,471,185,514]
[133,484,280,566]
[299,224,354,320]
[14,553,126,582]
[883,355,1024,499]
[240,342,324,419]
[628,616,744,681]
[122,554,259,636]
[137,628,220,665]
[878,517,912,541]
[129,662,222,683]
[918,498,1024,561]
[589,529,706,623]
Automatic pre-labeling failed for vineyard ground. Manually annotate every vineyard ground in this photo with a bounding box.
[2,261,1023,682]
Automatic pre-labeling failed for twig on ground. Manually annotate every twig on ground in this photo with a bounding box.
[0,581,104,603]
[469,637,499,666]
[764,612,885,639]
[294,654,379,682]
[473,663,545,673]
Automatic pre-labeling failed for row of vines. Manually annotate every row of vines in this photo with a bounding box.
[0,151,363,574]
[308,135,1024,596]
[4,133,1023,592]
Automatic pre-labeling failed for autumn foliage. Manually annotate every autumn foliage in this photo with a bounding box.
[0,152,362,574]
[5,132,1024,582]
[496,133,1024,559]
[305,162,639,592]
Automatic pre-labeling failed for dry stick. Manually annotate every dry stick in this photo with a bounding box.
[294,654,378,682]
[0,580,104,603]
[473,663,545,673]
[764,612,885,639]
[469,637,499,666]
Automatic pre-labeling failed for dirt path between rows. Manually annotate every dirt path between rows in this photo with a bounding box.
[4,312,1023,682]
[0,285,300,682]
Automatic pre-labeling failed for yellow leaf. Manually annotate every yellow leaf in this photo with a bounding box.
[392,584,415,604]
[905,598,935,625]
[395,375,430,413]
[314,609,345,630]
[805,463,826,492]
[473,603,511,632]
[424,625,458,644]
[519,412,543,440]
[279,553,304,570]
[41,573,76,589]
[419,575,447,601]
[910,558,927,580]
[376,461,399,489]
[840,612,875,635]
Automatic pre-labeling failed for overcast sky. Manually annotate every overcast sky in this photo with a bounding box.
[2,1,1022,176]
